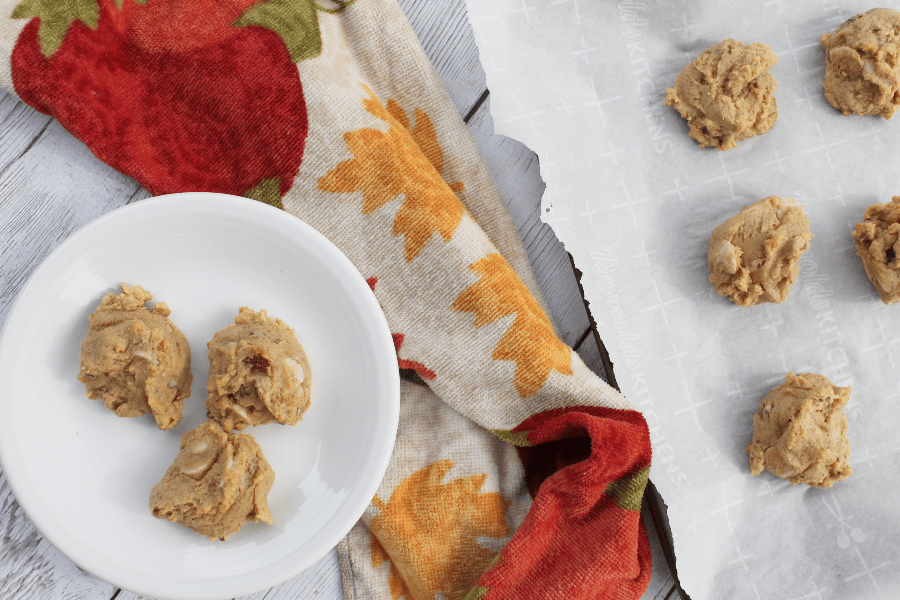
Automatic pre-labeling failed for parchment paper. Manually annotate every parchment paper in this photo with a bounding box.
[462,1,900,598]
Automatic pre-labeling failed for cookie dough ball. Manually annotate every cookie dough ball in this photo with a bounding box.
[852,196,900,303]
[78,284,192,430]
[820,8,900,119]
[708,196,813,306]
[747,372,852,488]
[206,307,311,432]
[149,421,275,540]
[665,38,778,150]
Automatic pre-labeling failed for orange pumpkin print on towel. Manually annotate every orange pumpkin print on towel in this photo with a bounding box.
[318,86,466,261]
[369,459,510,600]
[369,538,412,600]
[453,253,572,398]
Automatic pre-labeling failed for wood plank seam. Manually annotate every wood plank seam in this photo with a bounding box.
[462,88,490,124]
[0,115,51,182]
[571,327,591,353]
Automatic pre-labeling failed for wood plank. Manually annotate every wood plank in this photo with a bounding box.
[641,495,679,600]
[0,92,141,600]
[0,94,141,326]
[0,92,51,174]
[645,482,689,600]
[0,471,118,600]
[113,547,344,600]
[396,0,487,120]
[234,550,344,600]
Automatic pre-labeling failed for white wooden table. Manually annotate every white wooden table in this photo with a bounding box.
[0,1,684,598]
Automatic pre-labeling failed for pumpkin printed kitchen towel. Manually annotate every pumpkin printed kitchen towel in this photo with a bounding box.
[0,0,653,598]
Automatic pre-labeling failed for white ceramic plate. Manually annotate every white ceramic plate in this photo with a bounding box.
[0,193,400,600]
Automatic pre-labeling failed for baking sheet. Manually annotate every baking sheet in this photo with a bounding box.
[463,1,900,598]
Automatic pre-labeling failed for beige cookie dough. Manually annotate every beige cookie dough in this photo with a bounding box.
[665,38,778,150]
[747,372,852,488]
[149,420,274,540]
[78,284,192,430]
[852,196,900,303]
[206,307,311,432]
[708,196,813,306]
[820,8,900,119]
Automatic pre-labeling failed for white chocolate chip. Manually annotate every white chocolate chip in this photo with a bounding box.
[134,350,156,363]
[285,357,305,385]
[230,402,251,423]
[180,460,213,477]
[714,240,741,273]
[776,197,800,214]
[179,446,215,477]
[186,439,209,454]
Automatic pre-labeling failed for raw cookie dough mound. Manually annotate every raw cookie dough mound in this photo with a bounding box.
[665,38,778,150]
[820,8,900,119]
[852,196,900,303]
[78,284,192,430]
[206,307,311,432]
[149,420,275,540]
[747,372,852,488]
[708,196,813,306]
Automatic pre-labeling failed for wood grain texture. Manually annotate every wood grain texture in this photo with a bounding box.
[396,0,487,120]
[1,472,117,600]
[641,499,678,600]
[0,91,51,172]
[0,107,139,324]
[111,548,345,600]
[0,97,139,599]
[233,551,344,600]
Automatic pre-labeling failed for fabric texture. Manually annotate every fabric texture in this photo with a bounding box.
[1,0,653,598]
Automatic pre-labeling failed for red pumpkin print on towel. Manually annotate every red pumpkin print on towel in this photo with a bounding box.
[10,0,332,208]
[367,277,436,381]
